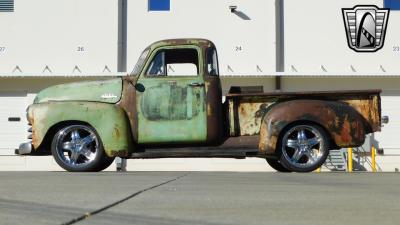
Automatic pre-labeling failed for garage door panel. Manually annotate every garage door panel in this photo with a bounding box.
[0,92,28,155]
[375,96,400,150]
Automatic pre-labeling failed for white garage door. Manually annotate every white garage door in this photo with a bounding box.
[375,94,400,154]
[0,92,28,155]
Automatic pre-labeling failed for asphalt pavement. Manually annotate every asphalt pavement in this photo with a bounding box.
[0,172,399,225]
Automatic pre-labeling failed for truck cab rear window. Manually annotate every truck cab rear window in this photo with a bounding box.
[146,48,199,77]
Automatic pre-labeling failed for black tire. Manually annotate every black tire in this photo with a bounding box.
[278,123,329,172]
[51,124,113,172]
[96,156,116,171]
[266,158,292,172]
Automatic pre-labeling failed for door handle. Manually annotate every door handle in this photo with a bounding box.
[188,82,204,87]
[168,81,177,86]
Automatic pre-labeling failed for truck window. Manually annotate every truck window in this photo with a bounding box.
[147,51,165,76]
[206,47,219,76]
[146,48,199,77]
[131,48,150,76]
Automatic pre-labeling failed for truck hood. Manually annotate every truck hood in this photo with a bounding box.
[34,78,123,104]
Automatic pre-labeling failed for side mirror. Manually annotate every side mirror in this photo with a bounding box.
[135,83,145,92]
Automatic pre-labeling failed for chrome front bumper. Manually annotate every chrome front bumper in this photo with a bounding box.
[16,123,33,155]
[15,142,33,155]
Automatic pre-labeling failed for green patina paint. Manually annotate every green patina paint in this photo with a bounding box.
[141,82,201,120]
[34,78,122,104]
[136,44,207,144]
[28,39,213,155]
[30,102,132,157]
[137,77,207,143]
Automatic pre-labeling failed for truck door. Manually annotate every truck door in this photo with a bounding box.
[136,46,207,144]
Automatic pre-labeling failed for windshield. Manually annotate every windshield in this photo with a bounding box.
[131,48,150,76]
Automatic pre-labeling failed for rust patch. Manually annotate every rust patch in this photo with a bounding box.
[235,101,273,136]
[117,78,138,143]
[218,135,259,149]
[344,95,381,132]
[257,98,374,155]
[30,113,41,150]
[113,126,121,139]
[31,129,39,149]
[339,116,351,144]
[149,39,213,54]
[207,104,212,116]
[110,150,129,158]
[204,73,224,145]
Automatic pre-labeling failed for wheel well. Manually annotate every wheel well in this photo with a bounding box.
[276,120,338,153]
[36,120,92,155]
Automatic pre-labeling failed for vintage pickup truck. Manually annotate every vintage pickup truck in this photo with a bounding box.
[17,39,383,172]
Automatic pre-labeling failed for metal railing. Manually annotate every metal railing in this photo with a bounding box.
[347,146,381,172]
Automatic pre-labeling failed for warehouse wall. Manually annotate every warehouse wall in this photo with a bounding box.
[285,0,400,74]
[127,0,277,75]
[0,0,119,74]
[2,0,399,76]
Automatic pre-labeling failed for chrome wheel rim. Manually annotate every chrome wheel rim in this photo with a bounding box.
[55,125,99,167]
[281,125,324,168]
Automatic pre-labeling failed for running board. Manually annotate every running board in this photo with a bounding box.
[130,148,258,159]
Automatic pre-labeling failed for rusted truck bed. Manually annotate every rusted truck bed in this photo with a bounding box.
[225,89,381,137]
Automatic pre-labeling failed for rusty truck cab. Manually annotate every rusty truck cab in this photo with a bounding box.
[124,39,224,146]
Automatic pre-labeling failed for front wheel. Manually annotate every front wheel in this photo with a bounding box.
[51,124,114,172]
[278,124,329,172]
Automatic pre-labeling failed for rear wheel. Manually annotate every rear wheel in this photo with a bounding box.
[266,158,291,172]
[51,124,114,172]
[278,124,329,172]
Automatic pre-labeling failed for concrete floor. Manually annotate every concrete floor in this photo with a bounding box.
[0,172,399,225]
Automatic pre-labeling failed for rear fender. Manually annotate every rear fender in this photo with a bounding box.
[258,100,366,155]
[29,102,133,157]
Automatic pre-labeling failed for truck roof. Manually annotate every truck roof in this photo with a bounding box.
[148,38,215,50]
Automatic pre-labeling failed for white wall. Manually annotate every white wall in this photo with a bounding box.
[127,0,277,76]
[0,0,118,75]
[284,0,400,74]
[2,0,399,76]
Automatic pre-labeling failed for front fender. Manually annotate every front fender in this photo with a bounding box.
[29,102,133,157]
[259,100,366,155]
